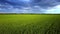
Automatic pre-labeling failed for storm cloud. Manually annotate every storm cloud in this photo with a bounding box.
[0,0,60,13]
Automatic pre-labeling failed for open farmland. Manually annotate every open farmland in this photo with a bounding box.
[0,14,60,34]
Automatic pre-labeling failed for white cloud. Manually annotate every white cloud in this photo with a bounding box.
[45,5,60,14]
[0,5,60,14]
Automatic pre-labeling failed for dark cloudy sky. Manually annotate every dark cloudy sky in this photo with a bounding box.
[0,0,60,13]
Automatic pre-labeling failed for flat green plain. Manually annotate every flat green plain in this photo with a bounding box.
[0,14,60,34]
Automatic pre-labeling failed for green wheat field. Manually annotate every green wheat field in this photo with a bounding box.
[0,14,60,34]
